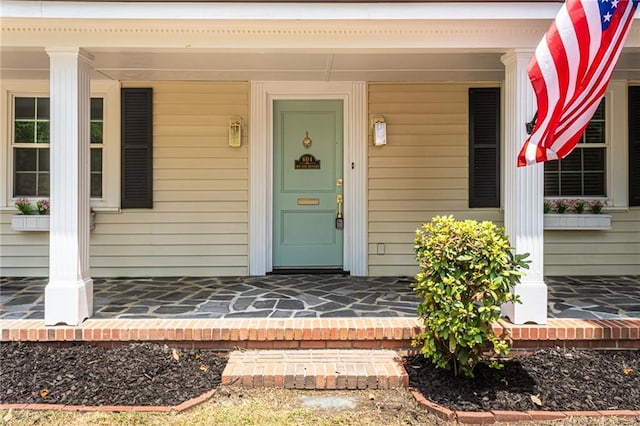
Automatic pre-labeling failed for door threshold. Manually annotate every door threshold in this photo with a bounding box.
[270,268,350,276]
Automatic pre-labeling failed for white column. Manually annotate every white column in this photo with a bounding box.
[249,82,269,276]
[501,50,548,325]
[44,48,94,326]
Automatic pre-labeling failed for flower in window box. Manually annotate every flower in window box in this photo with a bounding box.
[543,201,552,214]
[36,199,50,215]
[553,199,569,214]
[15,198,34,215]
[589,200,606,214]
[569,199,586,214]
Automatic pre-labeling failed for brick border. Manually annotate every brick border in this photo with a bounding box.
[0,389,216,413]
[411,388,640,424]
[1,318,638,350]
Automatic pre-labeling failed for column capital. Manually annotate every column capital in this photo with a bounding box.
[500,48,535,66]
[45,47,94,63]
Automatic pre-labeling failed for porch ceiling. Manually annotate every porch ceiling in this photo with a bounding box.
[2,48,639,82]
[1,48,518,81]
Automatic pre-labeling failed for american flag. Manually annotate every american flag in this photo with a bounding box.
[518,0,639,167]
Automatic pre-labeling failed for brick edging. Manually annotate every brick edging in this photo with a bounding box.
[1,318,639,351]
[410,389,640,424]
[0,389,216,414]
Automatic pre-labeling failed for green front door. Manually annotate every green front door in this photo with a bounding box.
[273,100,344,268]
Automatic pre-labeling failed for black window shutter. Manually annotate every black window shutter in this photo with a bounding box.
[629,86,640,207]
[121,88,153,208]
[469,88,500,208]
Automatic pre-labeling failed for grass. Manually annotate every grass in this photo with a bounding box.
[2,387,639,426]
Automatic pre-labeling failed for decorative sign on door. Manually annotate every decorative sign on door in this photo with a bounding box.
[295,154,321,169]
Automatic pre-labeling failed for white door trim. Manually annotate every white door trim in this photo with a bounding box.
[249,81,367,276]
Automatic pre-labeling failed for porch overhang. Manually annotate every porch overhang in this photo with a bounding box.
[2,1,637,82]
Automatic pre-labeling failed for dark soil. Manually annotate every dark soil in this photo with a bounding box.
[406,347,640,412]
[0,342,226,406]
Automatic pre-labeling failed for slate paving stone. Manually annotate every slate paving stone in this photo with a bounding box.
[232,297,255,310]
[5,295,40,306]
[320,310,358,317]
[153,305,195,315]
[270,310,295,318]
[275,299,305,310]
[253,300,277,309]
[554,309,600,319]
[325,294,357,304]
[296,294,327,307]
[585,306,620,314]
[314,302,344,312]
[0,275,637,320]
[226,310,272,318]
[198,301,230,314]
[294,310,319,318]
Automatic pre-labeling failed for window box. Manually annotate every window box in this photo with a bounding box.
[543,213,612,230]
[12,212,96,232]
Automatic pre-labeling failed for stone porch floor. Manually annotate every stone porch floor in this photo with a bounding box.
[1,275,639,321]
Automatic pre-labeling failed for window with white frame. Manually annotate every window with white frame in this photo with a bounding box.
[12,96,104,199]
[544,99,607,197]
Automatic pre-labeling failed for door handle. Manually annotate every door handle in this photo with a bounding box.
[336,195,344,229]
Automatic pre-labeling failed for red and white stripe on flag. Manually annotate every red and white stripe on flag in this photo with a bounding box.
[518,0,638,167]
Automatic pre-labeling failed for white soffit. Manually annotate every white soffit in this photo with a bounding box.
[1,1,564,21]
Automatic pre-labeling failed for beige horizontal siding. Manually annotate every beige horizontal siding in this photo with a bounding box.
[101,81,250,276]
[367,82,502,276]
[0,81,249,277]
[544,209,640,275]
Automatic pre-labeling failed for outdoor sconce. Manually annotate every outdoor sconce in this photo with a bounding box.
[372,116,386,146]
[229,117,242,147]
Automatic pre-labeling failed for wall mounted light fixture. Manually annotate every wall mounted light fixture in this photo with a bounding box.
[372,116,386,146]
[229,117,242,147]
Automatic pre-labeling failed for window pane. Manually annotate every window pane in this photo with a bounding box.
[14,173,36,196]
[544,172,559,196]
[91,98,103,121]
[37,173,50,196]
[15,98,35,119]
[584,173,605,196]
[559,173,582,196]
[545,159,559,172]
[583,148,605,170]
[584,122,605,144]
[91,122,103,143]
[91,148,103,171]
[15,148,37,171]
[14,121,35,143]
[559,150,582,171]
[91,174,102,198]
[39,148,50,172]
[591,99,605,120]
[36,121,50,143]
[36,98,50,119]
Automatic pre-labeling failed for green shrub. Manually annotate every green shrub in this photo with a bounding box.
[411,215,529,377]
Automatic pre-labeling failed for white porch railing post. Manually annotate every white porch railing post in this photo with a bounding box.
[44,48,94,326]
[501,50,548,325]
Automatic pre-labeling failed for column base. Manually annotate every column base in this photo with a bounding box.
[44,278,93,326]
[501,280,548,325]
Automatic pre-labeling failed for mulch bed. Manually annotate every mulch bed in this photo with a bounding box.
[2,342,639,413]
[0,342,226,407]
[406,347,640,412]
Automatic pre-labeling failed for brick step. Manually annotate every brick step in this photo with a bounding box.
[221,349,408,389]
